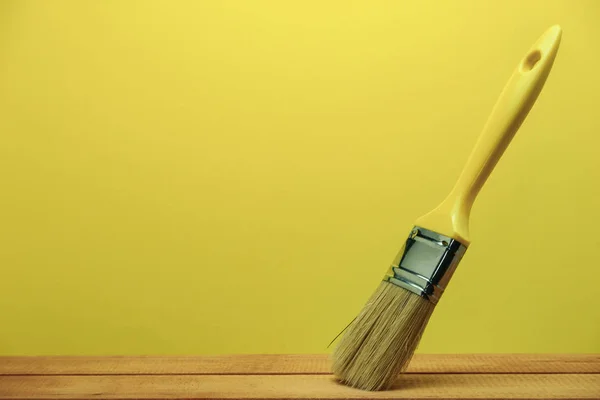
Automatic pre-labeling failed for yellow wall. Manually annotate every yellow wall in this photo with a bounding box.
[0,1,598,356]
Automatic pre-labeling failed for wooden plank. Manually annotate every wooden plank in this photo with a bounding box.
[0,354,327,376]
[1,354,599,375]
[0,373,599,399]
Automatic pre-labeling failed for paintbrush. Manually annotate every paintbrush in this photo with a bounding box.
[331,25,562,391]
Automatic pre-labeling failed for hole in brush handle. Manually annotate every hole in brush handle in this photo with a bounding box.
[521,49,542,72]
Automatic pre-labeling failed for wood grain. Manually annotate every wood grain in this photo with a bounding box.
[1,354,599,375]
[0,374,599,399]
[0,354,598,399]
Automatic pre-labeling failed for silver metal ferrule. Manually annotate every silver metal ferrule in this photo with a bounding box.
[384,226,467,304]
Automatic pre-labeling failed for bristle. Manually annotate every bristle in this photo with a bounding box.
[331,281,435,391]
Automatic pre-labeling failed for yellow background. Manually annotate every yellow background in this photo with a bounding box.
[0,1,598,356]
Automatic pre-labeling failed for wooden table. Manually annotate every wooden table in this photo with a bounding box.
[1,354,599,399]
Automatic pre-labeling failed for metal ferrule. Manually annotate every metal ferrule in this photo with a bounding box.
[384,226,467,304]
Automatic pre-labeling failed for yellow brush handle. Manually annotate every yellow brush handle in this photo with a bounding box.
[416,25,562,245]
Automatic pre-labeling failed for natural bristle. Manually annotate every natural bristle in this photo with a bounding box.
[331,281,436,391]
